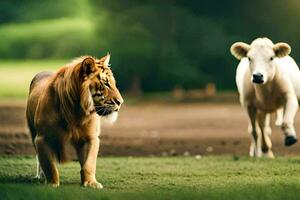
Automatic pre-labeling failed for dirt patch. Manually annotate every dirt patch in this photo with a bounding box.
[0,102,300,156]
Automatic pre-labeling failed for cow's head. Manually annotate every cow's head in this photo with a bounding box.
[231,37,291,84]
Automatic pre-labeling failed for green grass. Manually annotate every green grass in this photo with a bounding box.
[0,60,170,102]
[1,156,300,200]
[0,18,97,59]
[0,60,66,99]
[0,18,93,41]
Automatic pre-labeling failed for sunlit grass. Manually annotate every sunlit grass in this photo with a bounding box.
[1,156,300,200]
[0,60,66,99]
[0,17,99,59]
[0,18,94,39]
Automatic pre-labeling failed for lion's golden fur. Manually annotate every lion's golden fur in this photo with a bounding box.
[26,54,123,188]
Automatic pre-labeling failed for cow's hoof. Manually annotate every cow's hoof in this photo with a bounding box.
[264,151,275,159]
[285,135,298,146]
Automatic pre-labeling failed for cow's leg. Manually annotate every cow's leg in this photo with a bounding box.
[275,107,284,127]
[282,94,298,146]
[257,112,274,158]
[35,136,60,187]
[247,106,262,157]
[75,137,102,189]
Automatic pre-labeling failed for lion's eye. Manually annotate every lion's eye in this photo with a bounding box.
[104,82,110,88]
[92,94,104,101]
[270,56,275,61]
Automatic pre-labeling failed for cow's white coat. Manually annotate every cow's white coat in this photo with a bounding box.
[232,38,300,158]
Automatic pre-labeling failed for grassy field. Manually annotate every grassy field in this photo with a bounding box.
[0,60,172,102]
[0,60,66,99]
[1,156,300,200]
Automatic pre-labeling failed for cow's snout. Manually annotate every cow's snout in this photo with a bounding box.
[252,73,264,84]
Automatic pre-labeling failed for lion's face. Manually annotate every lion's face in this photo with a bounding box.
[89,66,123,116]
[80,54,123,120]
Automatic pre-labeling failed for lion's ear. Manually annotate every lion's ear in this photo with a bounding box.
[99,53,111,67]
[103,53,110,67]
[81,57,96,77]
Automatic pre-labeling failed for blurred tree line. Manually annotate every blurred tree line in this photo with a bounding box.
[1,0,300,93]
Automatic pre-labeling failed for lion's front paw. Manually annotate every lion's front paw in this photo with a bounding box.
[51,182,60,188]
[83,180,103,189]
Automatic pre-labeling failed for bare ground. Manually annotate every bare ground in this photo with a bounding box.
[1,102,300,156]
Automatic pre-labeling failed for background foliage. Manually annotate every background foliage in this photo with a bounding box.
[1,0,300,92]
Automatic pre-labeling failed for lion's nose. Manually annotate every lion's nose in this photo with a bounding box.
[114,98,124,106]
[113,98,123,106]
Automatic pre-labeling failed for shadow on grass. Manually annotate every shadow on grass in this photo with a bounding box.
[0,175,36,184]
[1,183,300,200]
[0,176,84,186]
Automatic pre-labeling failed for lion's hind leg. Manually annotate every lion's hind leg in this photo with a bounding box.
[34,155,46,182]
[34,154,40,179]
[35,136,60,187]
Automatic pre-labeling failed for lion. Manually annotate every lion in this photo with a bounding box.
[26,53,123,189]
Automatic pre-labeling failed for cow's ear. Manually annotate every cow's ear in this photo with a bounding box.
[274,42,291,58]
[230,42,250,60]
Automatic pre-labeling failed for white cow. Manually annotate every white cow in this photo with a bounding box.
[230,37,300,158]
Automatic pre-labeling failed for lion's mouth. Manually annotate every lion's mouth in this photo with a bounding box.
[95,106,114,116]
